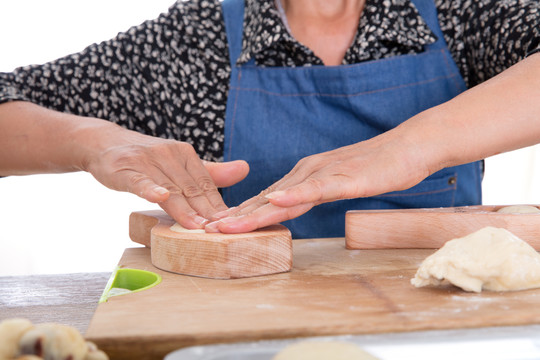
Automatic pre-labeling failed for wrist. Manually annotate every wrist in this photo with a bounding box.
[391,106,455,178]
[68,117,124,173]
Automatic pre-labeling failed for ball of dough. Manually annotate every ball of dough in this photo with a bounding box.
[411,227,540,292]
[85,342,109,360]
[273,341,378,360]
[19,323,88,360]
[497,205,540,214]
[0,318,34,359]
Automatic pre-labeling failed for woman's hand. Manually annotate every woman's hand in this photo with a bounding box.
[206,54,540,234]
[0,101,249,229]
[82,124,249,229]
[205,128,432,233]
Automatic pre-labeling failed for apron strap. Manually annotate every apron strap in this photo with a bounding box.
[221,0,245,68]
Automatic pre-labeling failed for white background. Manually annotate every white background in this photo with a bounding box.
[0,0,539,276]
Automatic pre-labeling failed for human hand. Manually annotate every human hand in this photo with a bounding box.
[205,132,431,233]
[82,123,249,229]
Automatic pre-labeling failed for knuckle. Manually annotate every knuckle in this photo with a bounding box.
[256,185,276,201]
[292,155,323,177]
[304,177,324,195]
[296,156,310,167]
[128,173,150,188]
[177,142,197,156]
[257,188,272,197]
[149,142,179,160]
[196,176,216,192]
[160,182,180,194]
[182,184,204,198]
[298,154,317,167]
[126,174,154,197]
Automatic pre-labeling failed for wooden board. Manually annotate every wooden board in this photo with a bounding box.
[346,205,540,249]
[86,239,540,360]
[129,211,292,279]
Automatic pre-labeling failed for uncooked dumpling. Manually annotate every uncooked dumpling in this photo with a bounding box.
[411,227,540,293]
[497,205,540,214]
[0,318,108,360]
[273,341,378,360]
[0,318,34,359]
[19,323,89,360]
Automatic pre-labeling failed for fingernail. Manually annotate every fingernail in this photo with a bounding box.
[265,190,285,200]
[205,220,220,233]
[212,207,236,220]
[153,186,169,195]
[205,215,245,233]
[193,215,209,226]
[219,215,245,224]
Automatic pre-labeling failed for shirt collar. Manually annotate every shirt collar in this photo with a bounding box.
[238,0,290,64]
[359,0,437,50]
[237,0,437,65]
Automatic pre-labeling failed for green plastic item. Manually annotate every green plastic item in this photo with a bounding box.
[99,267,162,303]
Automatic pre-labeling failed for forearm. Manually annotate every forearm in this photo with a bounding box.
[402,53,540,175]
[0,101,117,176]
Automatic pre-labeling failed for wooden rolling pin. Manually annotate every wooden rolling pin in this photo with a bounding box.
[345,205,540,249]
[129,210,293,279]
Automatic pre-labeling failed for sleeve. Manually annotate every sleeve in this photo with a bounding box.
[0,0,230,141]
[437,0,540,88]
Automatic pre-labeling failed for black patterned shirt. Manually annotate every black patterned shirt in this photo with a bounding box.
[0,0,538,161]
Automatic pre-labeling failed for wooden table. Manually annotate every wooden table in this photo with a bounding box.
[0,272,109,333]
[4,250,540,360]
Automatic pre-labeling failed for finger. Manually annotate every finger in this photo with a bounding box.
[118,168,210,228]
[222,172,305,218]
[159,194,209,229]
[265,174,358,207]
[183,157,229,215]
[203,160,250,188]
[205,202,314,233]
[221,175,295,218]
[115,170,171,203]
[153,148,226,219]
[209,157,316,219]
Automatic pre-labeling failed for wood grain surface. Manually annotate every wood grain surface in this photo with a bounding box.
[0,273,109,333]
[129,211,293,279]
[346,205,540,249]
[86,239,540,360]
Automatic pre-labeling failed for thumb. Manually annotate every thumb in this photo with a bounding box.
[203,160,249,188]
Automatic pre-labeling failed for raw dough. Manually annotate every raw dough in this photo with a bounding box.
[0,318,34,359]
[0,319,108,360]
[170,223,205,234]
[411,227,540,293]
[272,341,378,360]
[497,205,540,214]
[19,324,90,360]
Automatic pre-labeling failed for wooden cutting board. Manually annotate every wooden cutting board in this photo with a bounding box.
[86,238,540,360]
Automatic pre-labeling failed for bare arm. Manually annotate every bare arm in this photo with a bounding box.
[415,53,540,172]
[0,101,102,175]
[206,53,540,233]
[0,101,249,228]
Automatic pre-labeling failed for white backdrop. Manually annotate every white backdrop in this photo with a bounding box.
[1,0,539,276]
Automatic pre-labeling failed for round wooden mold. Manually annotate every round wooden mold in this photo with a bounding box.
[129,211,293,279]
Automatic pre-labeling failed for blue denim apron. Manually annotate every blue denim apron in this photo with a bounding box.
[221,0,482,238]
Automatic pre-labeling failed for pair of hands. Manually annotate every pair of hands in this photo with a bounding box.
[85,124,430,233]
